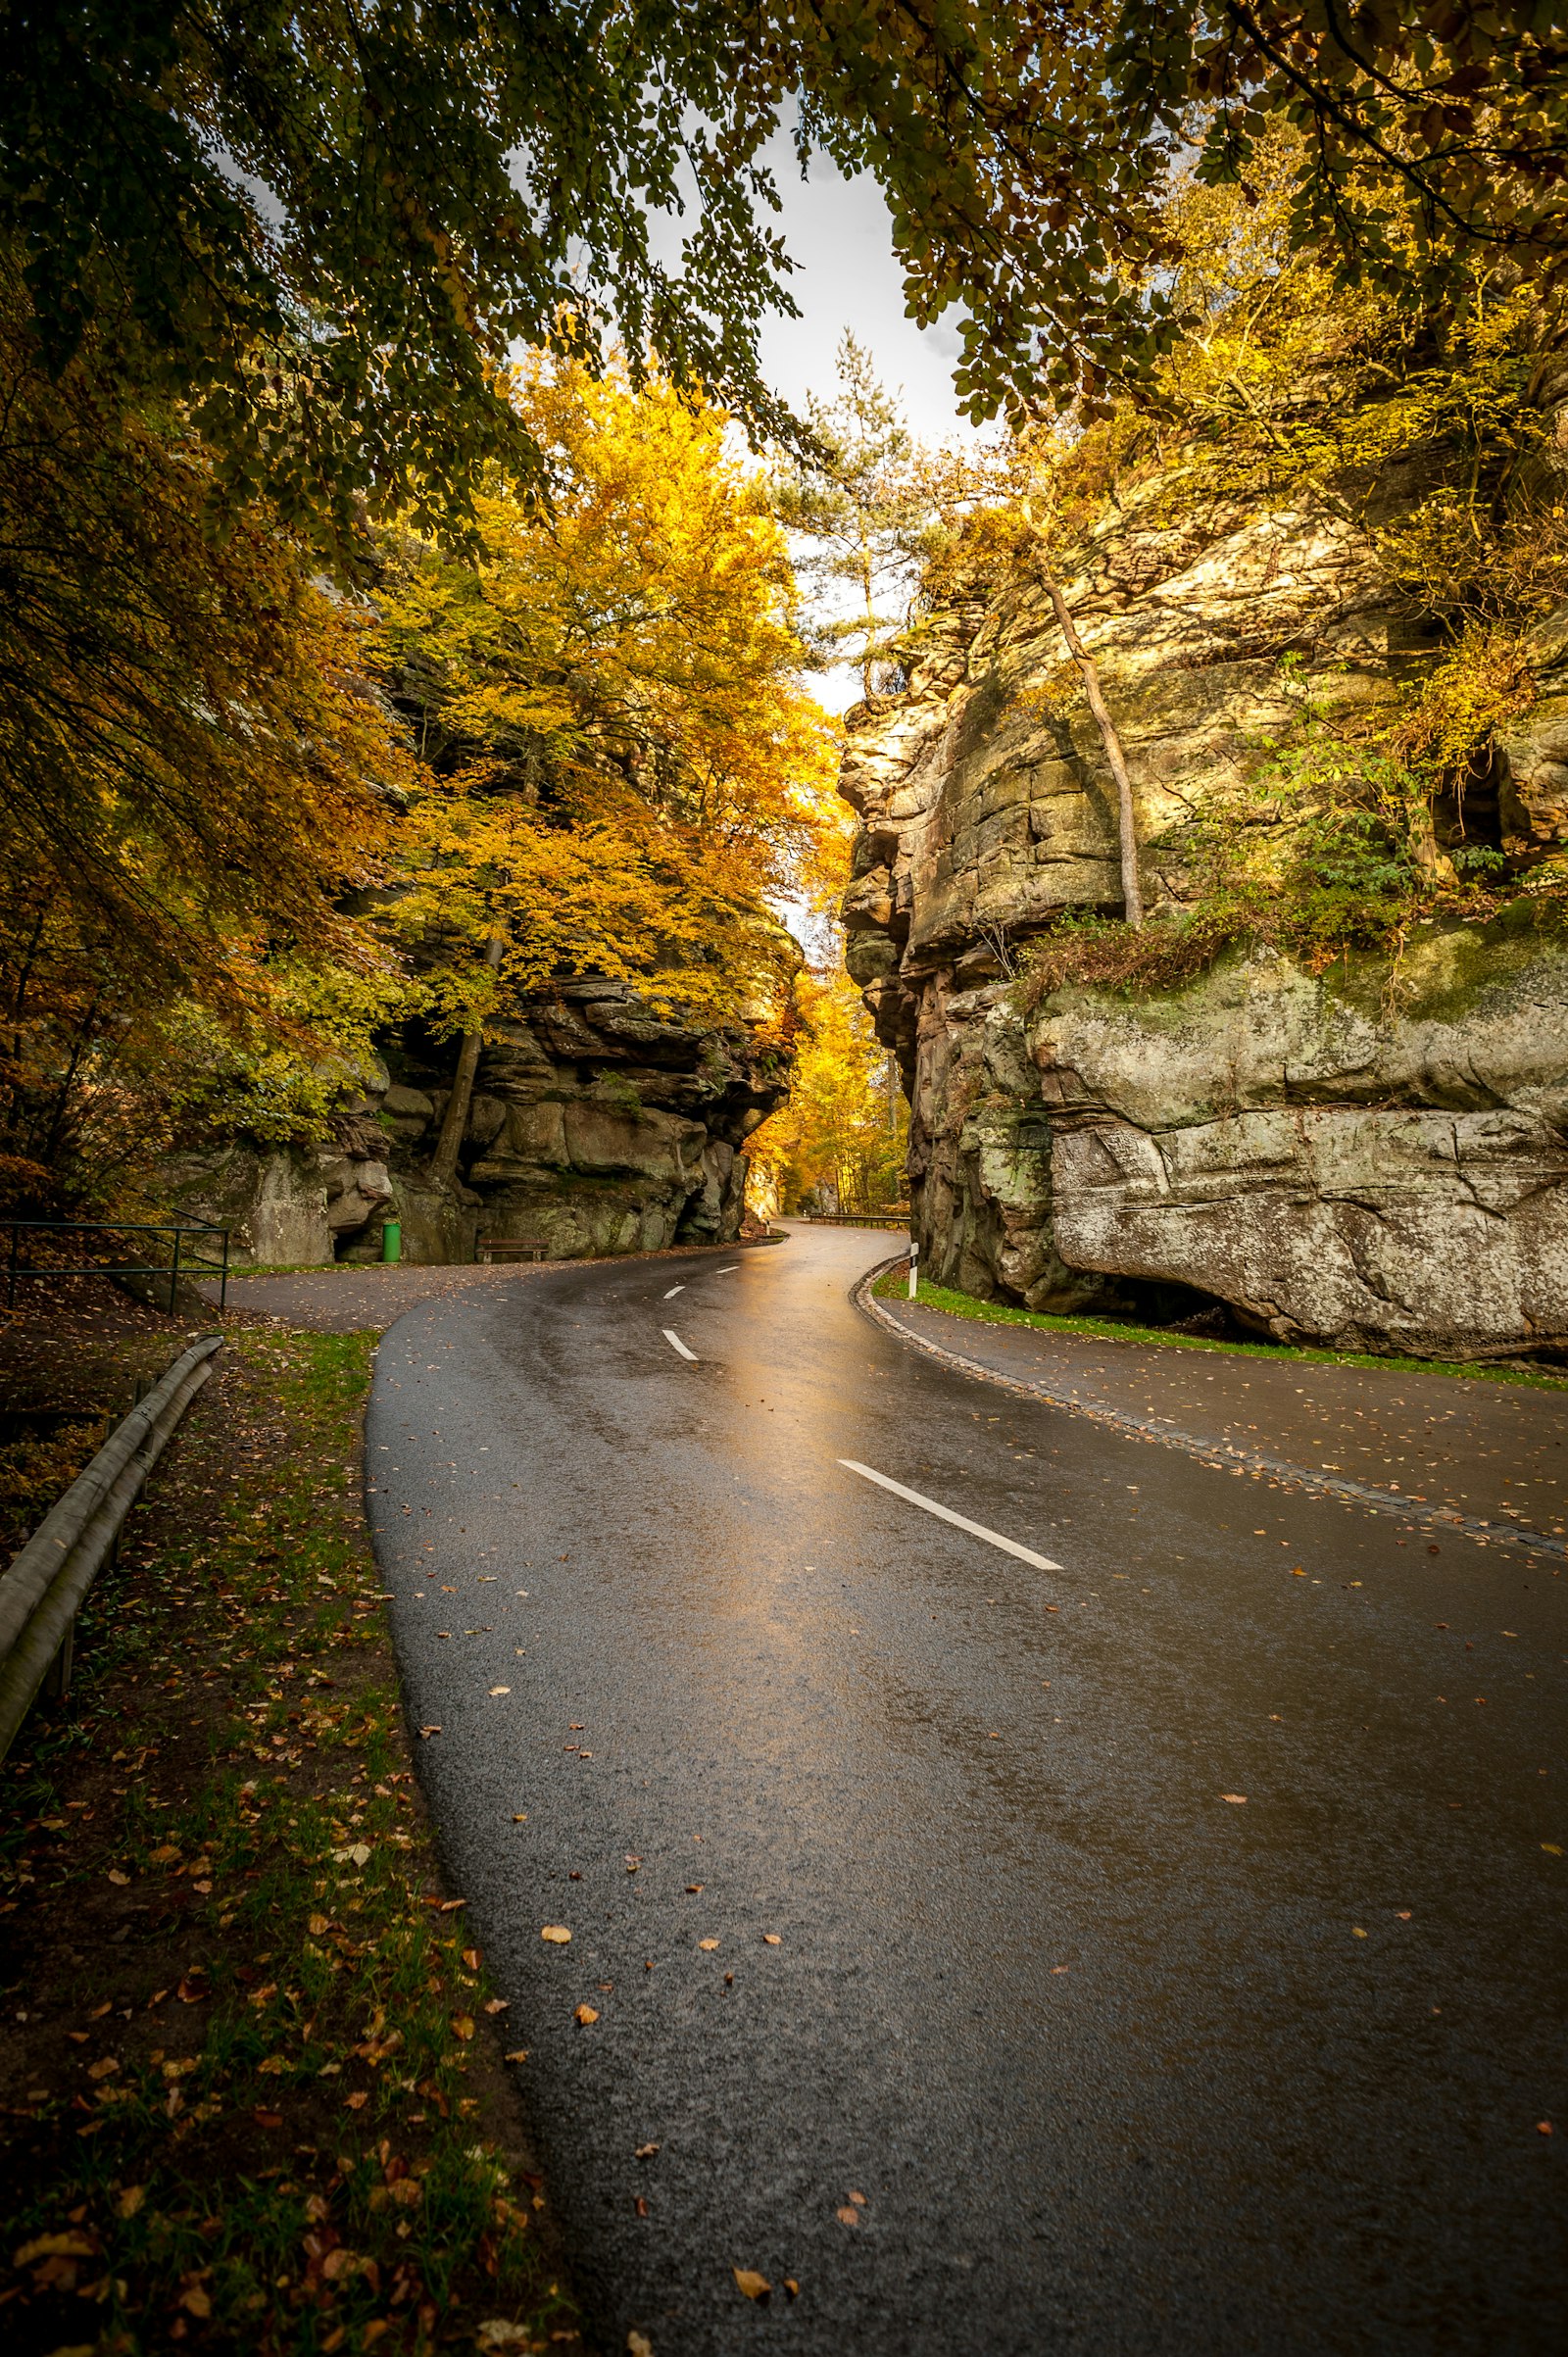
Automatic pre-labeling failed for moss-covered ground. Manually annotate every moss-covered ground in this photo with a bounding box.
[875,1269,1568,1394]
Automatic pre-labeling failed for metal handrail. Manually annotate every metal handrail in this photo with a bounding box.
[3,1218,230,1312]
[0,1336,222,1758]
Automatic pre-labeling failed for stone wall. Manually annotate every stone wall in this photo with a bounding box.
[842,447,1568,1359]
[169,981,784,1266]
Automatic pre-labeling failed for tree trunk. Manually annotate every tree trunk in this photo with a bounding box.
[1041,575,1144,929]
[427,933,505,1189]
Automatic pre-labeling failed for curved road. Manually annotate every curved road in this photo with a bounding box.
[366,1225,1564,2355]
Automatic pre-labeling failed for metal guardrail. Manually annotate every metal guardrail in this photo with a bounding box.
[793,1212,910,1231]
[0,1336,222,1759]
[3,1218,230,1312]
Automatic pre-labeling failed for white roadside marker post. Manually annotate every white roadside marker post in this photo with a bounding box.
[908,1240,919,1301]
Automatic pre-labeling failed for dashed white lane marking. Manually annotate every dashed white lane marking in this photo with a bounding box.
[837,1459,1060,1572]
[717,1264,739,1273]
[663,1285,685,1299]
[663,1329,698,1362]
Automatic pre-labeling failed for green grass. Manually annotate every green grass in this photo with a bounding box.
[0,1324,575,2354]
[876,1269,1568,1392]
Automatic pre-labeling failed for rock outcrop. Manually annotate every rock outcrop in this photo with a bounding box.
[170,981,785,1265]
[843,456,1568,1360]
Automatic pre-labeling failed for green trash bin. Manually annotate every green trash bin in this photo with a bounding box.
[381,1220,402,1264]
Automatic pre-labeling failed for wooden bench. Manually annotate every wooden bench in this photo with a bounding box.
[476,1237,551,1263]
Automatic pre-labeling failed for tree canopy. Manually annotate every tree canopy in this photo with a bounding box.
[6,0,1563,549]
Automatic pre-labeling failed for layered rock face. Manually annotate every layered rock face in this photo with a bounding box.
[172,981,783,1265]
[844,467,1568,1359]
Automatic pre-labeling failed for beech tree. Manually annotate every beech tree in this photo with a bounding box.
[0,265,410,1189]
[5,0,1562,544]
[375,362,841,1038]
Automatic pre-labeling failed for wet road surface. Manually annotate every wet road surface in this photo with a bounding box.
[367,1225,1566,2355]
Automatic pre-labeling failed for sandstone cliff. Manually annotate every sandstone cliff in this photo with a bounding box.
[842,439,1568,1360]
[170,981,783,1265]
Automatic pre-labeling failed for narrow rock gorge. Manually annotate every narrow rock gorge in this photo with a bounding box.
[842,410,1568,1361]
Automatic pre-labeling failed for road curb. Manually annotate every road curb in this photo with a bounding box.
[850,1259,1568,1563]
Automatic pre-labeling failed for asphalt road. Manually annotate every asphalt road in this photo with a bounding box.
[366,1224,1565,2356]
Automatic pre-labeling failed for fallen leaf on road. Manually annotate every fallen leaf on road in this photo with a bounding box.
[513,1813,528,1823]
[1538,2121,1553,2135]
[488,1686,511,1697]
[417,1726,442,1740]
[541,1926,571,1943]
[685,1884,704,1894]
[733,2269,770,2299]
[785,2279,800,2298]
[628,2334,654,2357]
[762,1934,781,1945]
[848,2190,866,2205]
[484,1998,509,2015]
[1052,1965,1069,1975]
[836,2206,860,2227]
[1544,1843,1563,1857]
[1352,1926,1368,1938]
[504,2049,529,2064]
[636,2142,660,2158]
[574,2004,599,2026]
[625,1854,642,1871]
[1219,1794,1248,1804]
[699,1939,719,1951]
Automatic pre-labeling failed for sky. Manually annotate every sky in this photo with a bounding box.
[738,136,981,716]
[752,137,976,451]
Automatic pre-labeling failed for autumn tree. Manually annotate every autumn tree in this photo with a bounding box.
[747,964,906,1217]
[373,362,841,1081]
[0,265,410,1200]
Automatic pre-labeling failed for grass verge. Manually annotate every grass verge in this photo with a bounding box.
[875,1269,1568,1392]
[0,1321,580,2356]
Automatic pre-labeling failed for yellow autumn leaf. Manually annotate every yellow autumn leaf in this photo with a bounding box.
[541,1925,571,1943]
[574,2003,599,2025]
[733,2268,771,2299]
[699,1939,719,1952]
[451,2015,475,2040]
